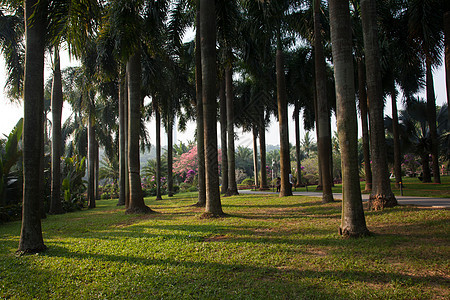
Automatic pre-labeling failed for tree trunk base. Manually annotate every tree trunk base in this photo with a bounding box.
[226,190,239,196]
[125,206,154,214]
[322,194,334,203]
[155,196,162,200]
[200,212,226,219]
[279,191,293,197]
[259,187,270,191]
[16,244,47,256]
[368,193,398,210]
[48,208,65,215]
[339,226,371,238]
[315,185,323,191]
[192,202,206,207]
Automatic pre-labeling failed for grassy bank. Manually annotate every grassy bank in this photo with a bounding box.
[1,193,449,299]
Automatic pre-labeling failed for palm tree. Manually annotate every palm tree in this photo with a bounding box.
[276,25,292,197]
[360,0,397,209]
[225,59,239,196]
[242,0,293,196]
[126,50,152,214]
[377,1,424,189]
[103,0,172,213]
[18,0,47,254]
[0,5,24,101]
[388,100,448,181]
[294,102,302,186]
[407,0,444,184]
[194,0,206,206]
[117,69,127,206]
[47,47,65,214]
[154,98,163,200]
[445,6,450,121]
[329,0,369,237]
[200,0,223,216]
[216,1,241,196]
[351,1,372,192]
[356,58,372,192]
[252,125,259,187]
[313,0,333,203]
[219,75,228,194]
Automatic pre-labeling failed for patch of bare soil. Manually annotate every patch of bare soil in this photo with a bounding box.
[306,248,327,256]
[203,234,229,242]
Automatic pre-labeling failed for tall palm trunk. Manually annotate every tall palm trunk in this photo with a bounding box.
[49,47,64,214]
[276,31,292,197]
[200,0,223,216]
[118,72,126,206]
[219,76,228,194]
[391,84,402,188]
[357,59,372,192]
[314,0,333,203]
[252,125,259,187]
[87,107,96,209]
[195,2,206,206]
[421,151,432,182]
[259,111,269,190]
[40,108,46,219]
[124,75,130,208]
[18,0,47,253]
[294,102,302,186]
[126,51,152,214]
[167,116,174,197]
[425,56,440,183]
[314,91,322,190]
[361,0,397,209]
[225,62,238,196]
[95,141,99,200]
[329,0,369,237]
[445,11,450,122]
[155,101,162,200]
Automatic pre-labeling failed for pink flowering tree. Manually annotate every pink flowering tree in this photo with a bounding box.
[173,145,222,184]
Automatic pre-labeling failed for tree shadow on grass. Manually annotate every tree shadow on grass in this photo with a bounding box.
[38,244,449,298]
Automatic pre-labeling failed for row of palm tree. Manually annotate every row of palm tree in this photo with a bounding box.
[0,0,447,252]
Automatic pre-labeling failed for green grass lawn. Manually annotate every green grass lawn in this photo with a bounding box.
[1,193,449,299]
[289,175,450,198]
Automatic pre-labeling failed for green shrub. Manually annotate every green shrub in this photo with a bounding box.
[61,155,86,210]
[188,186,198,192]
[241,178,254,186]
[171,185,180,193]
[0,204,21,223]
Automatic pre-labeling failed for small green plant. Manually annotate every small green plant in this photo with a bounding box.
[61,155,86,211]
[0,118,23,207]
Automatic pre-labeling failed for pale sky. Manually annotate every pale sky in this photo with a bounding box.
[0,53,447,148]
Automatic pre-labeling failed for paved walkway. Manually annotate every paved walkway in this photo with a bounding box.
[239,189,450,208]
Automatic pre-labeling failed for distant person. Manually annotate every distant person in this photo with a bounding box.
[276,177,281,192]
[289,171,294,192]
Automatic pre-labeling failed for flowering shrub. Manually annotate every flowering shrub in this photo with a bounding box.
[185,169,196,183]
[173,145,222,183]
[141,176,168,196]
[402,153,421,177]
[301,155,319,184]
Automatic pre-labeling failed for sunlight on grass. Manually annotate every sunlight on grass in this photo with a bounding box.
[1,193,449,299]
